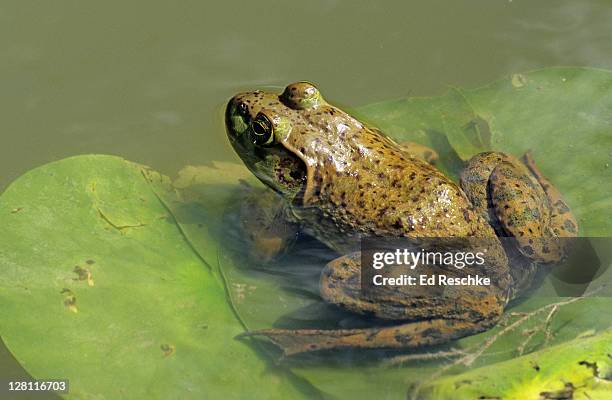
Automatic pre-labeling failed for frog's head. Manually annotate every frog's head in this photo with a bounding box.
[225,82,325,202]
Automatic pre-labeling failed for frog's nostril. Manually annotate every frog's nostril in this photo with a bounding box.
[238,102,249,116]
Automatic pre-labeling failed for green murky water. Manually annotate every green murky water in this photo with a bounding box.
[2,0,612,191]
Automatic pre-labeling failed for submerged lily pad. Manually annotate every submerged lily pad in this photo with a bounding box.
[1,67,611,400]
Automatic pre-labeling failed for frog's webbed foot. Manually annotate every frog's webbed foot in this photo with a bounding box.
[237,182,300,263]
[398,141,439,164]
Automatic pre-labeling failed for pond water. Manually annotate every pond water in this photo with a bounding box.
[2,0,612,191]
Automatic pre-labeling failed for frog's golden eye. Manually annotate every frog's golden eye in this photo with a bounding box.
[250,113,274,146]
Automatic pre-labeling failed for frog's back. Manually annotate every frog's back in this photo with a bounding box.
[294,124,495,252]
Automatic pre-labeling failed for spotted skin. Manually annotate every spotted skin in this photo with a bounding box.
[461,151,577,263]
[226,82,577,357]
[238,318,495,357]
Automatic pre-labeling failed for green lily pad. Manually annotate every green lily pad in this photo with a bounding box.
[0,155,311,399]
[420,330,612,399]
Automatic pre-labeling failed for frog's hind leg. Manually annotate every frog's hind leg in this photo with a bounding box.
[462,151,577,263]
[237,252,505,357]
[489,156,572,263]
[460,151,513,228]
[237,318,497,357]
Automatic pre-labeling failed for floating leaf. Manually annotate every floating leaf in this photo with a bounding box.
[420,330,612,399]
[0,156,310,399]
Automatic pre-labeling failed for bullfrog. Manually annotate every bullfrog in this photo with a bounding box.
[225,81,578,356]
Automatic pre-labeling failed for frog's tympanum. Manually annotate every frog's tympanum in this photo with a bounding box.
[225,82,578,356]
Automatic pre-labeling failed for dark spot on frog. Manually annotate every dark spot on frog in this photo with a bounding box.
[421,328,442,339]
[554,200,570,214]
[394,334,413,345]
[85,259,95,265]
[563,219,577,233]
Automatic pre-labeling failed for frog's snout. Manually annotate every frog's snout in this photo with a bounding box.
[225,96,250,138]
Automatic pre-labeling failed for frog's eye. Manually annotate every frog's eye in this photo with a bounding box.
[250,113,275,146]
[281,81,322,109]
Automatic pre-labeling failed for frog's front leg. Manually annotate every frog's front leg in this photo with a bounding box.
[236,183,300,263]
[238,252,505,356]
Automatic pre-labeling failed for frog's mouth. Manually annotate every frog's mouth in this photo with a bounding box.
[252,147,307,201]
[225,101,307,202]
